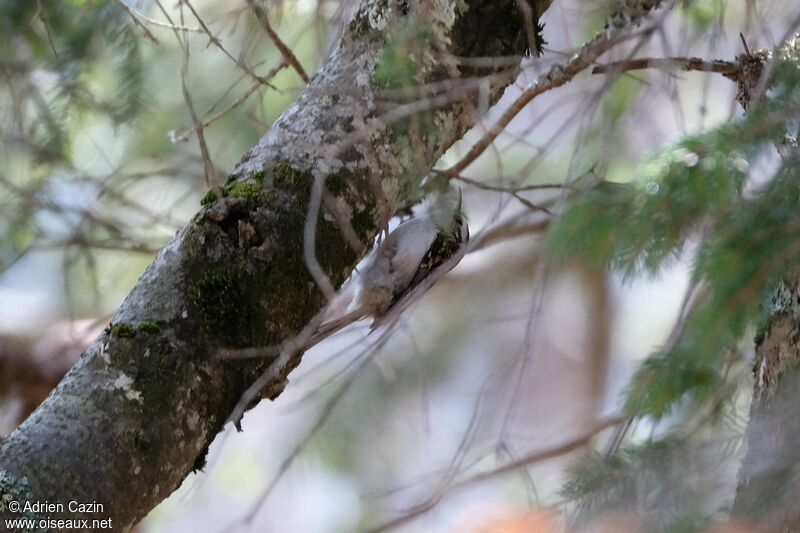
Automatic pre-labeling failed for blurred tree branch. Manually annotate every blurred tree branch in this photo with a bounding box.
[0,339,64,430]
[0,323,97,434]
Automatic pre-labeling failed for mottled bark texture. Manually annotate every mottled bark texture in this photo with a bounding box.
[0,0,549,530]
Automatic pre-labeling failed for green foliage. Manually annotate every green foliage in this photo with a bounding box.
[0,1,145,159]
[549,127,765,279]
[101,20,146,125]
[549,56,800,420]
[0,0,149,285]
[625,350,721,419]
[623,157,800,419]
[563,438,716,531]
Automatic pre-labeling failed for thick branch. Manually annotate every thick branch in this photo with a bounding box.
[0,0,548,530]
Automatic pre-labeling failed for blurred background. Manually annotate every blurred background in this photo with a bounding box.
[0,0,797,531]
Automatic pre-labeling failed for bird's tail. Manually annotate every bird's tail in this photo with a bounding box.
[306,307,367,348]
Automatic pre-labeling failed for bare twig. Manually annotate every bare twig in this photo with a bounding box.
[155,0,218,185]
[592,56,739,76]
[451,174,568,193]
[304,174,337,301]
[368,416,624,533]
[113,0,161,43]
[227,325,401,530]
[237,349,374,527]
[183,0,282,89]
[245,0,310,83]
[225,306,329,427]
[170,61,287,143]
[322,191,366,254]
[470,219,551,250]
[740,33,751,57]
[444,4,667,178]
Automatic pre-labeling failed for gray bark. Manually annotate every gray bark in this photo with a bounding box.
[0,0,548,530]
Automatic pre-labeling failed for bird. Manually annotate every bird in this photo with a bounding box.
[310,188,469,344]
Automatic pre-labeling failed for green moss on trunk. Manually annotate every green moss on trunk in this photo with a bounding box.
[109,323,137,338]
[137,320,163,333]
[190,264,270,348]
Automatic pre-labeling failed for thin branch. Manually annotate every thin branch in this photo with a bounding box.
[225,307,328,427]
[245,0,310,83]
[226,324,398,530]
[113,0,161,43]
[447,173,559,213]
[444,4,667,178]
[375,68,519,104]
[460,417,624,486]
[155,0,217,185]
[183,0,282,89]
[592,57,740,76]
[238,348,375,527]
[470,219,551,250]
[118,0,204,33]
[304,174,337,301]
[451,174,568,193]
[170,61,287,143]
[368,416,624,533]
[322,191,367,254]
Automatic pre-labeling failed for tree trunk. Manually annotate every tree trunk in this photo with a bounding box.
[734,277,800,530]
[0,0,549,530]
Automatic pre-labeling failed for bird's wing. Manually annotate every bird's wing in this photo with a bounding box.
[371,218,468,331]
